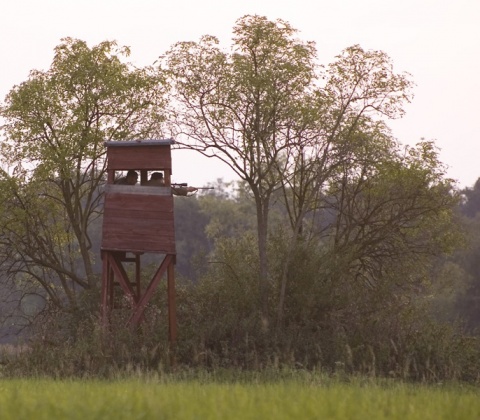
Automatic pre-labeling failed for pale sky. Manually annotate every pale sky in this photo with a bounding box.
[2,0,479,189]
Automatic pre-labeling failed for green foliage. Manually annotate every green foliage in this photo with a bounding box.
[2,38,165,175]
[168,216,479,382]
[0,38,167,323]
[173,180,256,282]
[449,214,480,330]
[459,178,480,218]
[164,16,420,321]
[0,17,477,383]
[2,288,172,378]
[173,196,212,281]
[174,231,261,367]
[165,15,321,315]
[449,178,480,331]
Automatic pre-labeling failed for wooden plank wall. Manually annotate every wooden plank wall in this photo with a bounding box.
[107,145,172,170]
[102,192,176,253]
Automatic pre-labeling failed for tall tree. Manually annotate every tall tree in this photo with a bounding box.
[165,15,317,320]
[164,15,419,326]
[0,38,166,312]
[278,44,414,237]
[272,44,415,327]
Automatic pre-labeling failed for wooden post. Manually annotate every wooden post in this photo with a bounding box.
[100,251,110,327]
[167,262,177,343]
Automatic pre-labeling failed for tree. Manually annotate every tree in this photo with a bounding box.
[164,15,318,319]
[330,140,460,289]
[164,14,421,326]
[273,44,416,327]
[460,177,480,218]
[0,38,166,315]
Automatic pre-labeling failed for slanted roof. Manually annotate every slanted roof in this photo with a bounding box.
[104,139,175,148]
[105,139,175,171]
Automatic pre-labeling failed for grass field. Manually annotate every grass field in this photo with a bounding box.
[0,374,478,419]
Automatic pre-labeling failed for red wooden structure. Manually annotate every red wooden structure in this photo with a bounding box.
[101,139,177,342]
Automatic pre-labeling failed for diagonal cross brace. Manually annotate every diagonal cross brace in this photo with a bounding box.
[107,252,137,303]
[127,254,174,327]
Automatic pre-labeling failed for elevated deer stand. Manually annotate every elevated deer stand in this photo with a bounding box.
[100,139,177,343]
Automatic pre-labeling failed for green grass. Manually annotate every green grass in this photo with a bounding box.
[0,375,478,419]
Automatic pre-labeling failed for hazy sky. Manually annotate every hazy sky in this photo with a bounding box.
[2,0,479,188]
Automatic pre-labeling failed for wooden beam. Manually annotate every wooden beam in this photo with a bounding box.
[100,251,110,326]
[107,252,137,303]
[128,254,173,326]
[167,262,177,343]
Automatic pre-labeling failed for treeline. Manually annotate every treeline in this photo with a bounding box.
[174,178,480,333]
[173,178,480,381]
[452,178,480,329]
[0,15,479,381]
[4,177,480,381]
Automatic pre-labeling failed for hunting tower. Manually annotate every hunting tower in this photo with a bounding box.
[101,139,177,342]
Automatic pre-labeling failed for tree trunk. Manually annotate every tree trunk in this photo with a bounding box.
[254,190,270,325]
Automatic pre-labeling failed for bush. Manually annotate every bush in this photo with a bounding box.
[4,232,480,383]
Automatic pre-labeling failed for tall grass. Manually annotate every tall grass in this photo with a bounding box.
[0,374,478,420]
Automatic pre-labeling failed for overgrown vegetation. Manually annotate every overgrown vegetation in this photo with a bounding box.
[1,16,480,383]
[2,186,479,382]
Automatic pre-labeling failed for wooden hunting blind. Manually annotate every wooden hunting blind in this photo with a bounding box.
[101,139,177,342]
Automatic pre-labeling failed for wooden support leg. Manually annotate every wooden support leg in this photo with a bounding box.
[167,261,177,344]
[167,260,177,368]
[127,255,173,327]
[108,253,136,304]
[102,250,177,352]
[108,265,114,309]
[135,253,141,300]
[101,251,110,327]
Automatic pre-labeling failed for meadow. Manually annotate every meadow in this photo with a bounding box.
[0,373,478,420]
